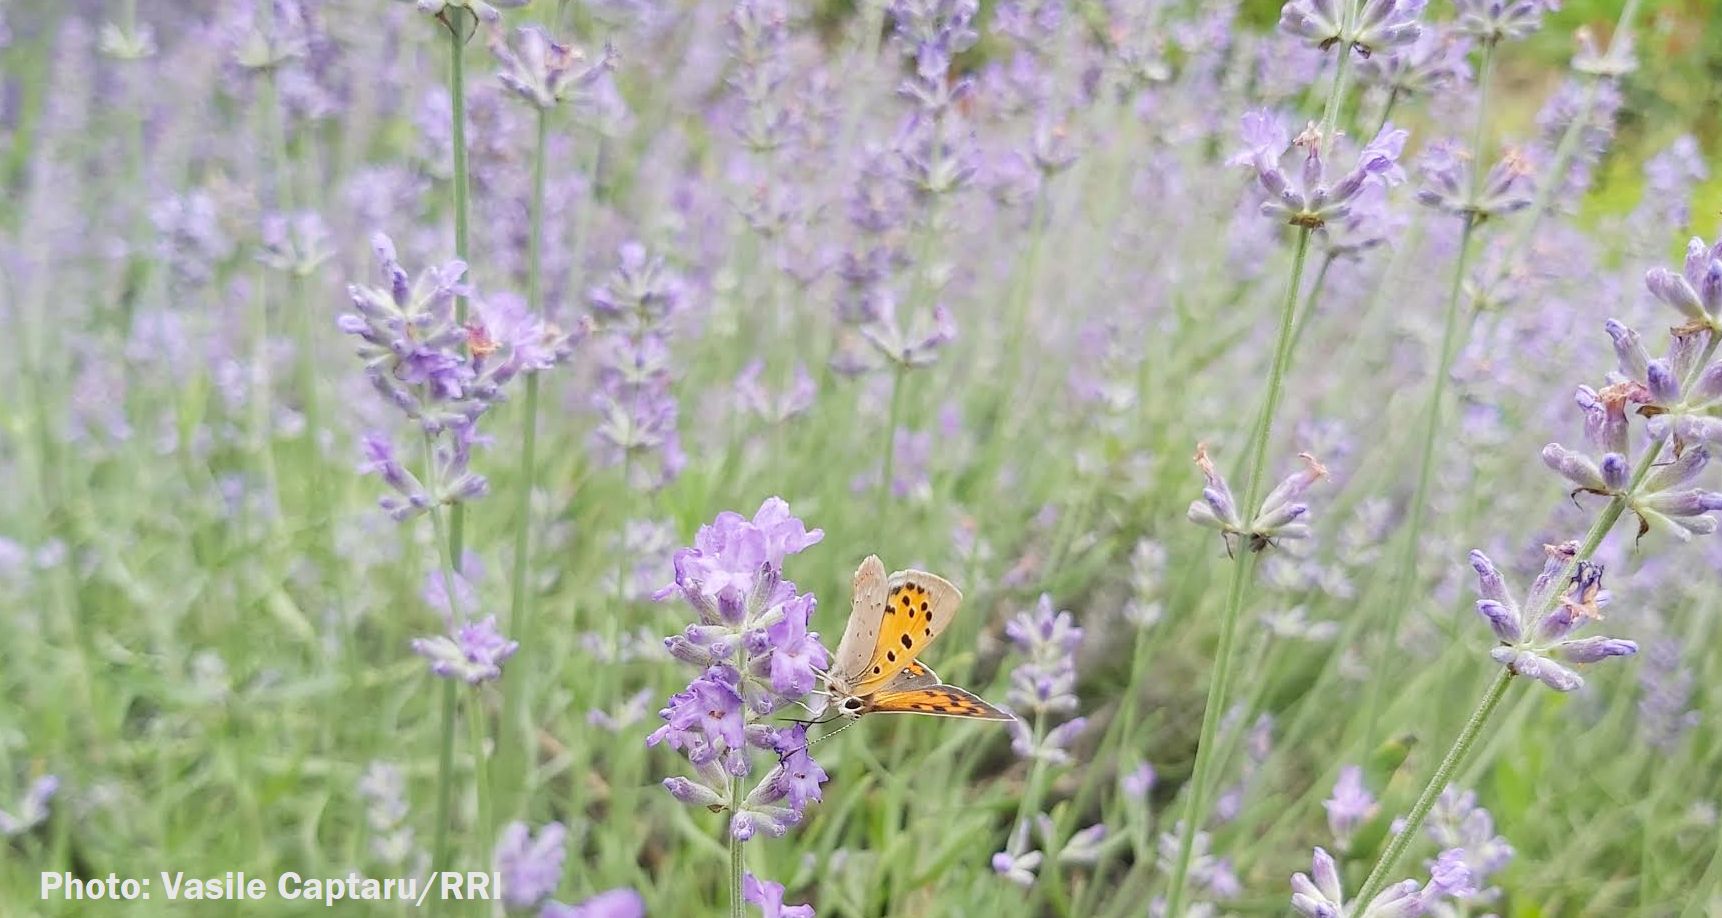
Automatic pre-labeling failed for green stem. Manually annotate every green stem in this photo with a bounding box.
[430,680,458,912]
[498,109,550,823]
[1286,251,1337,356]
[1316,5,1357,142]
[878,363,907,529]
[468,688,492,877]
[729,778,745,918]
[424,432,466,914]
[446,7,471,561]
[1163,228,1312,916]
[1353,668,1514,904]
[1370,86,1400,139]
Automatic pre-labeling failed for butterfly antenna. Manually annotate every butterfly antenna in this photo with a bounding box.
[808,718,859,747]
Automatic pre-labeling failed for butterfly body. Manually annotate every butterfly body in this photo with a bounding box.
[821,556,1012,723]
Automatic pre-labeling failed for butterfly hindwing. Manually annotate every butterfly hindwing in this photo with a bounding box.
[879,659,941,692]
[848,569,962,696]
[833,555,889,685]
[867,685,1013,721]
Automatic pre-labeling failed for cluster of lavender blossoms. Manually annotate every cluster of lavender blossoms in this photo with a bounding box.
[1291,845,1474,918]
[341,234,577,682]
[493,819,646,917]
[991,596,1100,888]
[828,0,971,376]
[1231,112,1408,230]
[648,498,831,846]
[589,243,688,489]
[1468,543,1630,692]
[1187,444,1328,553]
[1278,0,1424,57]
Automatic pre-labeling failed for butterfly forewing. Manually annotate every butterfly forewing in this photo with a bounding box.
[867,685,1013,721]
[833,555,888,685]
[847,569,962,697]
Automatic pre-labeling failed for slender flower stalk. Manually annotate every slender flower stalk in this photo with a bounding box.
[1163,232,1311,914]
[1166,3,1381,909]
[447,6,473,561]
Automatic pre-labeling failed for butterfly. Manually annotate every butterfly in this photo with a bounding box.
[819,555,1012,722]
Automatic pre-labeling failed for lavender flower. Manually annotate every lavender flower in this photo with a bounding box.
[590,244,687,487]
[495,821,566,908]
[1279,0,1424,57]
[1158,825,1241,901]
[1543,322,1722,540]
[857,296,959,371]
[1357,28,1471,97]
[1188,445,1329,552]
[648,499,829,839]
[403,0,528,25]
[1469,543,1635,692]
[1121,762,1157,801]
[735,361,818,424]
[410,615,520,684]
[1453,0,1556,44]
[1229,113,1407,228]
[491,26,614,111]
[1291,847,1428,918]
[1324,765,1377,849]
[1646,236,1722,334]
[540,889,647,918]
[1414,141,1534,221]
[742,872,815,918]
[258,211,332,277]
[1637,638,1700,749]
[1004,595,1085,761]
[992,820,1044,887]
[0,775,58,837]
[1426,787,1513,905]
[341,234,499,432]
[356,763,420,868]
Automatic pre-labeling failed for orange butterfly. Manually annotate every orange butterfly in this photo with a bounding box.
[819,556,1012,722]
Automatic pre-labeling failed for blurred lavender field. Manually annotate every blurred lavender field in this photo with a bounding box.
[2,0,1720,915]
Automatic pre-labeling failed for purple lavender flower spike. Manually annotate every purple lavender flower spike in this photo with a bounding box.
[1428,787,1513,900]
[992,820,1044,887]
[1291,846,1426,918]
[491,26,614,111]
[1416,142,1534,220]
[1469,546,1633,692]
[1357,27,1470,96]
[1230,112,1407,228]
[1190,445,1329,551]
[1324,766,1377,849]
[1454,0,1556,43]
[741,872,815,918]
[411,615,520,684]
[0,775,58,837]
[1638,639,1701,749]
[406,0,529,25]
[1281,0,1423,57]
[1646,236,1722,330]
[649,500,829,838]
[495,821,567,909]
